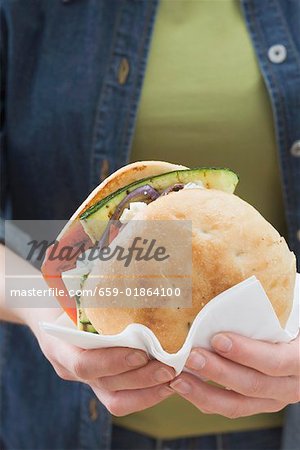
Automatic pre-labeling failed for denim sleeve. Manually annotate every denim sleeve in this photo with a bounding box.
[0,7,8,244]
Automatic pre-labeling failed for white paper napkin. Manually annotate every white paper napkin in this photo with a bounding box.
[40,274,300,375]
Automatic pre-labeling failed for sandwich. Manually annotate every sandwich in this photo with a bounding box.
[42,161,296,353]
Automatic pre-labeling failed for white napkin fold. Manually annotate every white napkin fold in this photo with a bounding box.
[40,274,300,375]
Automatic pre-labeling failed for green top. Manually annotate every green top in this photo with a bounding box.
[114,0,285,440]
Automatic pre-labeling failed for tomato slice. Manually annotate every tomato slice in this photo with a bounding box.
[41,221,93,324]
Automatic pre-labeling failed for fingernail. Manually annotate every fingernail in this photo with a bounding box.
[186,351,206,370]
[170,378,191,394]
[126,351,148,367]
[159,386,174,398]
[211,334,232,353]
[154,367,174,383]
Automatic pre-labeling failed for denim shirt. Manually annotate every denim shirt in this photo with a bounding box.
[0,1,299,449]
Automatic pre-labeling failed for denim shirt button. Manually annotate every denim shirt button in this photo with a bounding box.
[118,58,130,85]
[297,230,300,242]
[89,398,99,421]
[268,44,287,64]
[290,141,300,157]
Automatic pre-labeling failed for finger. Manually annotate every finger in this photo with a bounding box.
[210,333,300,376]
[90,382,174,416]
[99,360,175,391]
[186,348,299,403]
[170,373,285,418]
[55,345,149,380]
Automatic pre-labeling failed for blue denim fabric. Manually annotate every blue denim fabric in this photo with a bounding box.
[111,425,283,450]
[0,323,111,450]
[0,1,299,449]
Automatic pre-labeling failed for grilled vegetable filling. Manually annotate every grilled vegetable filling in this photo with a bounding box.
[62,167,238,332]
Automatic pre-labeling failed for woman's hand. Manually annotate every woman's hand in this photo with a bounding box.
[1,246,175,416]
[170,333,300,418]
[33,317,175,416]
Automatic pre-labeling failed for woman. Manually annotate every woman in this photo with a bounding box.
[1,1,299,449]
